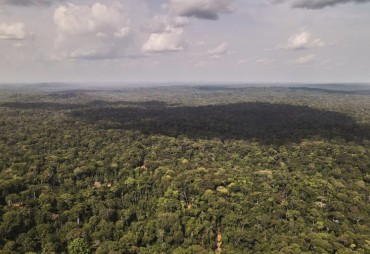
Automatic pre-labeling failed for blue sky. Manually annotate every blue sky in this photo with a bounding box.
[0,0,370,83]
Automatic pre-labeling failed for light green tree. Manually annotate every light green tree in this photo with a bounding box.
[68,238,90,254]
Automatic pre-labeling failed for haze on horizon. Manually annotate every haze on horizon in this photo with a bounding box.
[0,0,370,84]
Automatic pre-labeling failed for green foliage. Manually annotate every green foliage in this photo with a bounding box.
[0,85,369,253]
[68,238,90,254]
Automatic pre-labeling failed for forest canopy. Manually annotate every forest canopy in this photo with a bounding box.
[0,84,369,253]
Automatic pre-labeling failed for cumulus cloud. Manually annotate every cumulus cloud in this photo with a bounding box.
[291,54,316,64]
[147,15,190,34]
[173,16,190,27]
[256,58,275,65]
[53,2,132,60]
[142,13,190,54]
[142,26,185,53]
[208,42,228,55]
[207,42,232,58]
[169,0,234,20]
[281,31,326,50]
[0,23,27,40]
[13,42,24,47]
[237,59,247,65]
[146,15,169,34]
[0,0,63,6]
[275,0,370,9]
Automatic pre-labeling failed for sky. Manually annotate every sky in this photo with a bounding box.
[0,0,370,83]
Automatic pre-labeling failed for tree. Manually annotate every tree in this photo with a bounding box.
[68,238,90,254]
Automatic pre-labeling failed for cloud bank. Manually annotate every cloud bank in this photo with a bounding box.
[277,0,370,9]
[142,26,185,53]
[0,23,27,40]
[291,54,316,64]
[281,31,326,50]
[0,0,63,6]
[169,0,234,20]
[207,42,232,58]
[53,2,132,60]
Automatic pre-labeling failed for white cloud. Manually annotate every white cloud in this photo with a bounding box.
[256,58,275,65]
[173,16,190,27]
[169,0,234,20]
[53,2,132,60]
[141,9,191,54]
[281,31,326,50]
[207,42,235,58]
[208,42,228,55]
[195,41,206,46]
[193,60,206,68]
[147,15,171,33]
[0,23,27,40]
[291,54,316,64]
[142,26,185,53]
[114,27,131,38]
[207,42,228,57]
[147,15,190,34]
[237,59,247,65]
[54,3,130,36]
[13,42,24,47]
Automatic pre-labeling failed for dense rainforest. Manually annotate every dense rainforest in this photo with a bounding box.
[0,84,369,254]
